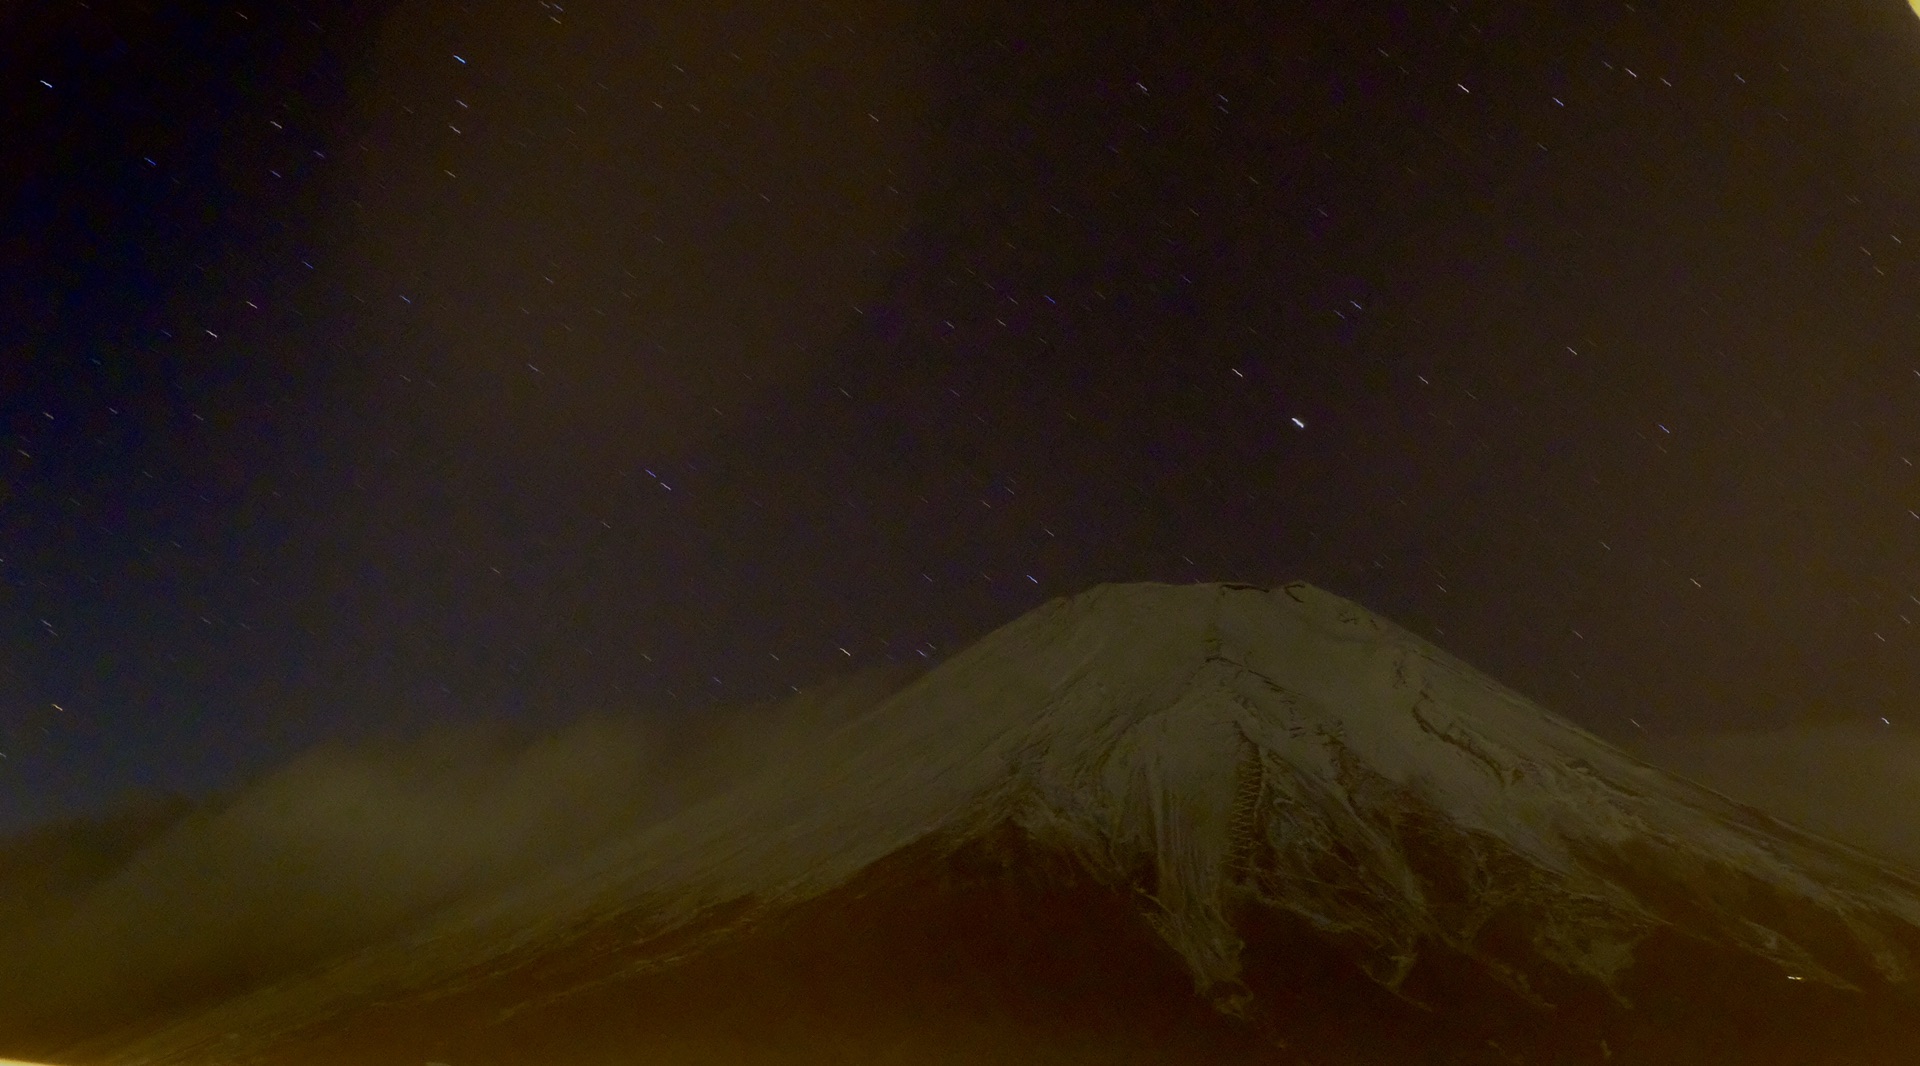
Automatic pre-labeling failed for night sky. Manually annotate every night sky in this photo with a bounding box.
[6,0,1920,834]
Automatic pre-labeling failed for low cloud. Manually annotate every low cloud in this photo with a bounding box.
[0,667,915,1057]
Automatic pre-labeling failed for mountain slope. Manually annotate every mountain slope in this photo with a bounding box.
[54,582,1920,1063]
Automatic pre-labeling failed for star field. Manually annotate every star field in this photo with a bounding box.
[5,0,1920,831]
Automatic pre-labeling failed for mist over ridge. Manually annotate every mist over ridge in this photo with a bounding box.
[0,667,917,1050]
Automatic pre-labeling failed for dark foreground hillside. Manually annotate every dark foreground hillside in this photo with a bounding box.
[110,824,1920,1066]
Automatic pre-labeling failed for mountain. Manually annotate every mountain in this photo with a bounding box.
[21,582,1920,1064]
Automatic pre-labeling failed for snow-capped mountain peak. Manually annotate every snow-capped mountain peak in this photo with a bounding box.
[509,581,1920,1000]
[73,582,1920,1064]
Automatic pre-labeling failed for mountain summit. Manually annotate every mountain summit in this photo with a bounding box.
[35,583,1920,1063]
